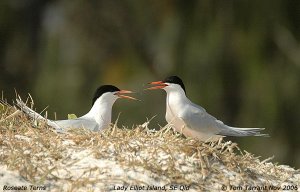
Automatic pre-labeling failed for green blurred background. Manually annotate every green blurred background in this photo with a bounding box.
[0,0,299,167]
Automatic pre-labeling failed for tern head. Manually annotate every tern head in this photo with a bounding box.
[147,75,186,94]
[92,85,137,105]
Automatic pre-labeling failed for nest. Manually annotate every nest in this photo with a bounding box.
[0,100,299,191]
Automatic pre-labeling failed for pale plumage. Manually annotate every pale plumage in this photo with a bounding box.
[148,76,268,141]
[16,85,136,132]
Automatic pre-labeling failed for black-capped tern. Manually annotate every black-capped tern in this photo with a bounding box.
[147,76,268,141]
[16,85,137,132]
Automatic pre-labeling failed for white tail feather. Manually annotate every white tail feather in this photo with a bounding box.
[218,126,268,137]
[15,97,64,132]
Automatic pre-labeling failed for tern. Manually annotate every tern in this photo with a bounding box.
[16,85,137,132]
[147,76,267,141]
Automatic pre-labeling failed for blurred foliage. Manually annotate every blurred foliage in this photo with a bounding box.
[0,0,299,167]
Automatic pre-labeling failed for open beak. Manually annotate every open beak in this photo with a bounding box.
[145,81,168,90]
[115,90,138,100]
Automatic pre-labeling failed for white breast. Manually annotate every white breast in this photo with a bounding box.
[166,90,221,141]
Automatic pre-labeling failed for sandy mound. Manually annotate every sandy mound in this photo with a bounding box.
[0,101,299,191]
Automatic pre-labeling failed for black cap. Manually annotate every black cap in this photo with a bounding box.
[92,85,120,105]
[163,76,186,93]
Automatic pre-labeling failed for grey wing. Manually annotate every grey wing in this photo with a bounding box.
[54,118,99,131]
[182,102,267,137]
[180,102,224,134]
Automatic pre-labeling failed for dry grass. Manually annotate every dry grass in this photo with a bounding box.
[0,99,299,192]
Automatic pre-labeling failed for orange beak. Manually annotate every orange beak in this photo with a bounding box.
[145,81,168,90]
[115,90,138,100]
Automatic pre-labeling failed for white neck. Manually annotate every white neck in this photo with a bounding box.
[165,86,189,116]
[83,94,117,125]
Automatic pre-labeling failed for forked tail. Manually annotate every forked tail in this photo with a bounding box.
[15,98,46,121]
[15,97,63,132]
[218,126,269,137]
